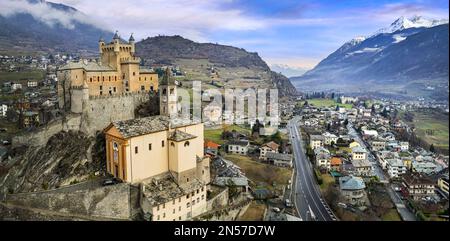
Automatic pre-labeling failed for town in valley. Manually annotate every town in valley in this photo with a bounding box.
[0,0,448,222]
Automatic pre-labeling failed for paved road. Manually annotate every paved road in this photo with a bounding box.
[288,117,336,221]
[347,123,388,183]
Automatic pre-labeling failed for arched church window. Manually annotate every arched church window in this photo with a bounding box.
[184,141,190,147]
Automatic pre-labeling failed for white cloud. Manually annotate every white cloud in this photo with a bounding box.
[48,0,267,42]
[0,0,108,30]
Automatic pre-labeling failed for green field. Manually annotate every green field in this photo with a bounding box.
[401,109,449,151]
[299,98,353,109]
[224,154,292,189]
[204,124,251,145]
[381,209,402,221]
[0,70,45,83]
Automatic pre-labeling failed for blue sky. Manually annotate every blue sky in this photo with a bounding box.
[46,0,450,68]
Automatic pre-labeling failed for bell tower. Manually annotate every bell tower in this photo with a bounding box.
[159,68,178,117]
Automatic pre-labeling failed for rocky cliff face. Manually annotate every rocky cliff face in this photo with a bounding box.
[136,35,297,96]
[0,131,106,195]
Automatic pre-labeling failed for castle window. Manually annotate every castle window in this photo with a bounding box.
[171,142,175,147]
[123,74,125,79]
[145,77,147,81]
[148,144,152,150]
[150,77,152,80]
[97,76,100,82]
[170,88,174,95]
[90,77,92,82]
[141,86,145,91]
[184,141,190,147]
[113,87,116,92]
[186,202,190,208]
[150,86,154,91]
[162,88,166,95]
[139,77,141,81]
[102,76,105,81]
[173,209,175,214]
[99,91,102,95]
[109,76,111,81]
[161,140,165,147]
[186,178,189,182]
[133,72,136,76]
[135,146,138,154]
[99,86,103,90]
[115,76,117,81]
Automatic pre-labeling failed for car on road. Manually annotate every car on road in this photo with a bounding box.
[102,178,121,186]
[285,199,293,207]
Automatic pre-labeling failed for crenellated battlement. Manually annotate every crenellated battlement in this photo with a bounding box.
[88,90,150,100]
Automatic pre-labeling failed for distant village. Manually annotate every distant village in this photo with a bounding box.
[297,95,448,221]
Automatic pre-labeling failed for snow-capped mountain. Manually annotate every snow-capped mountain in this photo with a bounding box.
[372,15,448,36]
[291,16,449,100]
[270,64,310,78]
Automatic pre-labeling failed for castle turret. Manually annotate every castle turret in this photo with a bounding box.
[129,33,135,55]
[98,37,104,54]
[113,31,120,53]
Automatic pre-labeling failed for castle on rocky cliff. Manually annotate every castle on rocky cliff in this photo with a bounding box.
[57,31,159,113]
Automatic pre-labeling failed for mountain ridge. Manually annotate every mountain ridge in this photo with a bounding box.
[291,17,449,100]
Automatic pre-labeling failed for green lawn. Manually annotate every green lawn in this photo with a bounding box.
[299,98,353,109]
[381,209,402,221]
[319,173,335,192]
[401,109,449,151]
[204,124,251,145]
[0,70,45,82]
[224,154,292,189]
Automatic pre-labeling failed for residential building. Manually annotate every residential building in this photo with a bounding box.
[352,159,373,177]
[259,126,278,136]
[27,81,38,88]
[322,132,338,145]
[1,104,7,117]
[227,140,249,155]
[315,147,331,170]
[349,141,360,148]
[399,142,409,152]
[386,158,407,178]
[259,141,280,160]
[402,173,435,200]
[351,146,367,161]
[412,161,439,175]
[362,129,378,138]
[266,152,293,167]
[204,140,220,156]
[309,135,324,149]
[370,140,386,152]
[330,157,343,172]
[437,174,449,197]
[339,176,367,206]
